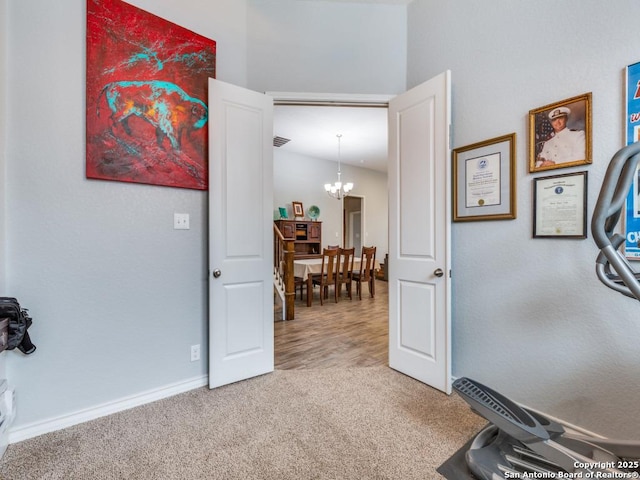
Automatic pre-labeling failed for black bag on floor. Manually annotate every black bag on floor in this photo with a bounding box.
[0,297,36,354]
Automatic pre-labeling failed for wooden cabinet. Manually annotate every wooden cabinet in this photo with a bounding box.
[275,220,322,258]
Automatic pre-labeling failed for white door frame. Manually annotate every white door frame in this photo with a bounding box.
[267,92,393,107]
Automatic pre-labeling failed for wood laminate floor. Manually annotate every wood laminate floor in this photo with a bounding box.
[274,279,388,369]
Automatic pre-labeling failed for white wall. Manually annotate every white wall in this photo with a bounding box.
[249,0,404,269]
[408,0,640,438]
[274,149,388,254]
[128,0,248,88]
[5,0,247,434]
[0,0,7,293]
[12,0,635,444]
[0,0,7,377]
[246,0,407,95]
[5,0,403,438]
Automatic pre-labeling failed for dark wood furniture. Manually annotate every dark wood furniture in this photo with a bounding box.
[353,246,377,300]
[308,247,339,306]
[336,247,355,301]
[275,220,322,259]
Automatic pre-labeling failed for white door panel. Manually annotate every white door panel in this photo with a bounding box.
[208,79,274,389]
[388,71,451,394]
[398,281,435,359]
[399,98,436,257]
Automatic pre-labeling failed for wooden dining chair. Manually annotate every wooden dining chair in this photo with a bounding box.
[280,259,305,300]
[352,246,376,300]
[335,247,355,301]
[308,247,339,306]
[294,276,305,300]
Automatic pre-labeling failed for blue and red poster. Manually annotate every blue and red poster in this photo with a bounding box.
[86,0,216,190]
[624,61,640,259]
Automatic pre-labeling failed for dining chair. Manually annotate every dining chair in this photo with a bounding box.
[294,276,305,300]
[279,259,305,300]
[308,247,339,306]
[352,246,376,300]
[335,247,355,301]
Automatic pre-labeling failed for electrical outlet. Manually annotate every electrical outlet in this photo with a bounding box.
[190,344,200,362]
[174,213,190,230]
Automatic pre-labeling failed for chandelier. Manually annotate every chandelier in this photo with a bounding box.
[324,134,354,200]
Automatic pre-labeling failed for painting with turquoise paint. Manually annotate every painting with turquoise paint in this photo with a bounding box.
[86,0,216,190]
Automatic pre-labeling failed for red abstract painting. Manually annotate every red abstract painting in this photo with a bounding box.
[86,0,216,190]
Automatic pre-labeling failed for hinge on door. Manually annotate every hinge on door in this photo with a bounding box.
[449,269,452,278]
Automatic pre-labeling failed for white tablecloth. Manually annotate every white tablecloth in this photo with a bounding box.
[293,258,379,280]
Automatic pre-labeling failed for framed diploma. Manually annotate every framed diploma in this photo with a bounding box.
[453,133,517,222]
[533,171,587,239]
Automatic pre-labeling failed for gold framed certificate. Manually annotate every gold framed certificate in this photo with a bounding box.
[453,133,517,222]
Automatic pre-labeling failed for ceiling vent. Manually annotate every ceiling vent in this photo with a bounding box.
[273,136,291,147]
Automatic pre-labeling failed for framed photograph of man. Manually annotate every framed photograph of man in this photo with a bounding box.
[528,93,592,173]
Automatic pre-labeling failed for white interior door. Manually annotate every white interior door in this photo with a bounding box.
[208,78,274,389]
[388,71,452,394]
[349,211,362,255]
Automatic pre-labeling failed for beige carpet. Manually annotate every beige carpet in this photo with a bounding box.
[0,367,485,479]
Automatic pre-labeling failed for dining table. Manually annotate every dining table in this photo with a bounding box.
[294,257,380,307]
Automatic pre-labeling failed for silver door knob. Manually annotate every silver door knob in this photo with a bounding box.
[213,269,222,278]
[434,268,444,277]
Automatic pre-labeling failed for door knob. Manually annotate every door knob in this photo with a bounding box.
[213,269,222,278]
[434,268,444,277]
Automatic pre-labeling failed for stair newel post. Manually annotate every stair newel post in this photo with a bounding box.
[284,240,295,320]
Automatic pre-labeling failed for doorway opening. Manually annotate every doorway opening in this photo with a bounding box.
[271,94,390,369]
[343,195,363,256]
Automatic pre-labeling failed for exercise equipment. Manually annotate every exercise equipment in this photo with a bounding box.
[439,141,640,479]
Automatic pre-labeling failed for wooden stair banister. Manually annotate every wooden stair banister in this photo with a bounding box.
[273,223,296,320]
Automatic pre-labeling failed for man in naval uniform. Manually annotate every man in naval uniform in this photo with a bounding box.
[536,106,585,168]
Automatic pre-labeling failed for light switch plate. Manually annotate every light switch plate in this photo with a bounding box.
[174,213,190,230]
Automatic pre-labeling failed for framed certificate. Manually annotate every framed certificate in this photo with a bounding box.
[533,171,588,239]
[453,133,517,222]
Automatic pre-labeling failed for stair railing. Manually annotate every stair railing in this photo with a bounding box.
[273,223,296,320]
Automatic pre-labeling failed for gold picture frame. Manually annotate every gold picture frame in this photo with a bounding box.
[452,133,517,222]
[292,201,304,218]
[529,93,592,173]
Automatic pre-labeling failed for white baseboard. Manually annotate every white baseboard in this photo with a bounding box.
[8,375,208,444]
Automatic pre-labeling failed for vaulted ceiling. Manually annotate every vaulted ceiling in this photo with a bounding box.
[273,105,388,173]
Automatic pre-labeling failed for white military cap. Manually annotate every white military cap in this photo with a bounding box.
[548,106,571,120]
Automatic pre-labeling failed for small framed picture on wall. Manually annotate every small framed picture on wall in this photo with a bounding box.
[292,201,304,218]
[529,93,592,173]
